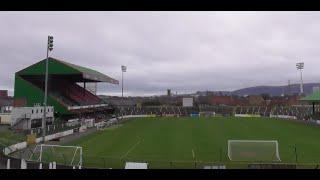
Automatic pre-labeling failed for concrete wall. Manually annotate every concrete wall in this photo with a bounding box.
[4,142,27,155]
[122,115,156,118]
[94,115,156,128]
[4,129,74,155]
[269,115,297,119]
[37,129,74,143]
[234,114,261,117]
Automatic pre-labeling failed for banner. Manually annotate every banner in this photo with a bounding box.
[234,114,261,117]
[27,134,36,145]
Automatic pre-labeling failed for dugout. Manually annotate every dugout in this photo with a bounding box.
[300,90,320,115]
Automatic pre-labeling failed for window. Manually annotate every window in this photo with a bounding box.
[48,108,49,112]
[32,110,34,114]
[41,109,42,113]
[36,109,38,113]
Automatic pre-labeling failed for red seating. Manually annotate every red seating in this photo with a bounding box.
[52,80,101,106]
[64,83,101,105]
[27,78,102,106]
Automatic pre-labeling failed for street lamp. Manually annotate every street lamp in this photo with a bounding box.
[296,62,304,95]
[121,65,126,119]
[121,65,127,98]
[42,35,53,142]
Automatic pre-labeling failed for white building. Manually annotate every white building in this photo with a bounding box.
[11,106,54,130]
[0,106,12,113]
[182,97,194,107]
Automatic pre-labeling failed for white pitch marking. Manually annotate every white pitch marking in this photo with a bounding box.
[192,149,195,160]
[121,138,141,159]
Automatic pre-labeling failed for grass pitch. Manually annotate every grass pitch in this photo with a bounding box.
[0,126,25,147]
[62,116,320,168]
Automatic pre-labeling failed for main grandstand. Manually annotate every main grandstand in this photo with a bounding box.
[13,57,119,127]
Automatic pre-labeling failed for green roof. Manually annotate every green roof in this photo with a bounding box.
[300,90,320,101]
[56,58,119,84]
[17,57,119,84]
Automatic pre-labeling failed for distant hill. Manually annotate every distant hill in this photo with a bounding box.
[98,83,320,98]
[231,83,320,96]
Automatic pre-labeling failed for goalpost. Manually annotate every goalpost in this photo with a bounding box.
[29,144,83,167]
[199,111,216,117]
[228,140,281,162]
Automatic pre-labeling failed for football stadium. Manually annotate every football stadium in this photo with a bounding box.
[1,55,320,169]
[2,12,320,171]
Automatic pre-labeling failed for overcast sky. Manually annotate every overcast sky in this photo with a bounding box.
[1,11,320,96]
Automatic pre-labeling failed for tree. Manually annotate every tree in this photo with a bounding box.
[261,93,270,101]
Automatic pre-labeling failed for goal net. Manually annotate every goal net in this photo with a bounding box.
[228,140,280,162]
[199,111,215,117]
[29,144,83,167]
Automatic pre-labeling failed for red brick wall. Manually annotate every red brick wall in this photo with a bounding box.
[0,90,8,97]
[13,98,27,107]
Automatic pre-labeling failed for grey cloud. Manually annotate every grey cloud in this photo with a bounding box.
[1,11,320,97]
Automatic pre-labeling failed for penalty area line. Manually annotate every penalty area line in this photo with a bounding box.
[192,149,195,160]
[121,138,142,159]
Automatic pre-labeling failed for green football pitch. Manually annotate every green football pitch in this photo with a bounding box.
[58,116,320,168]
